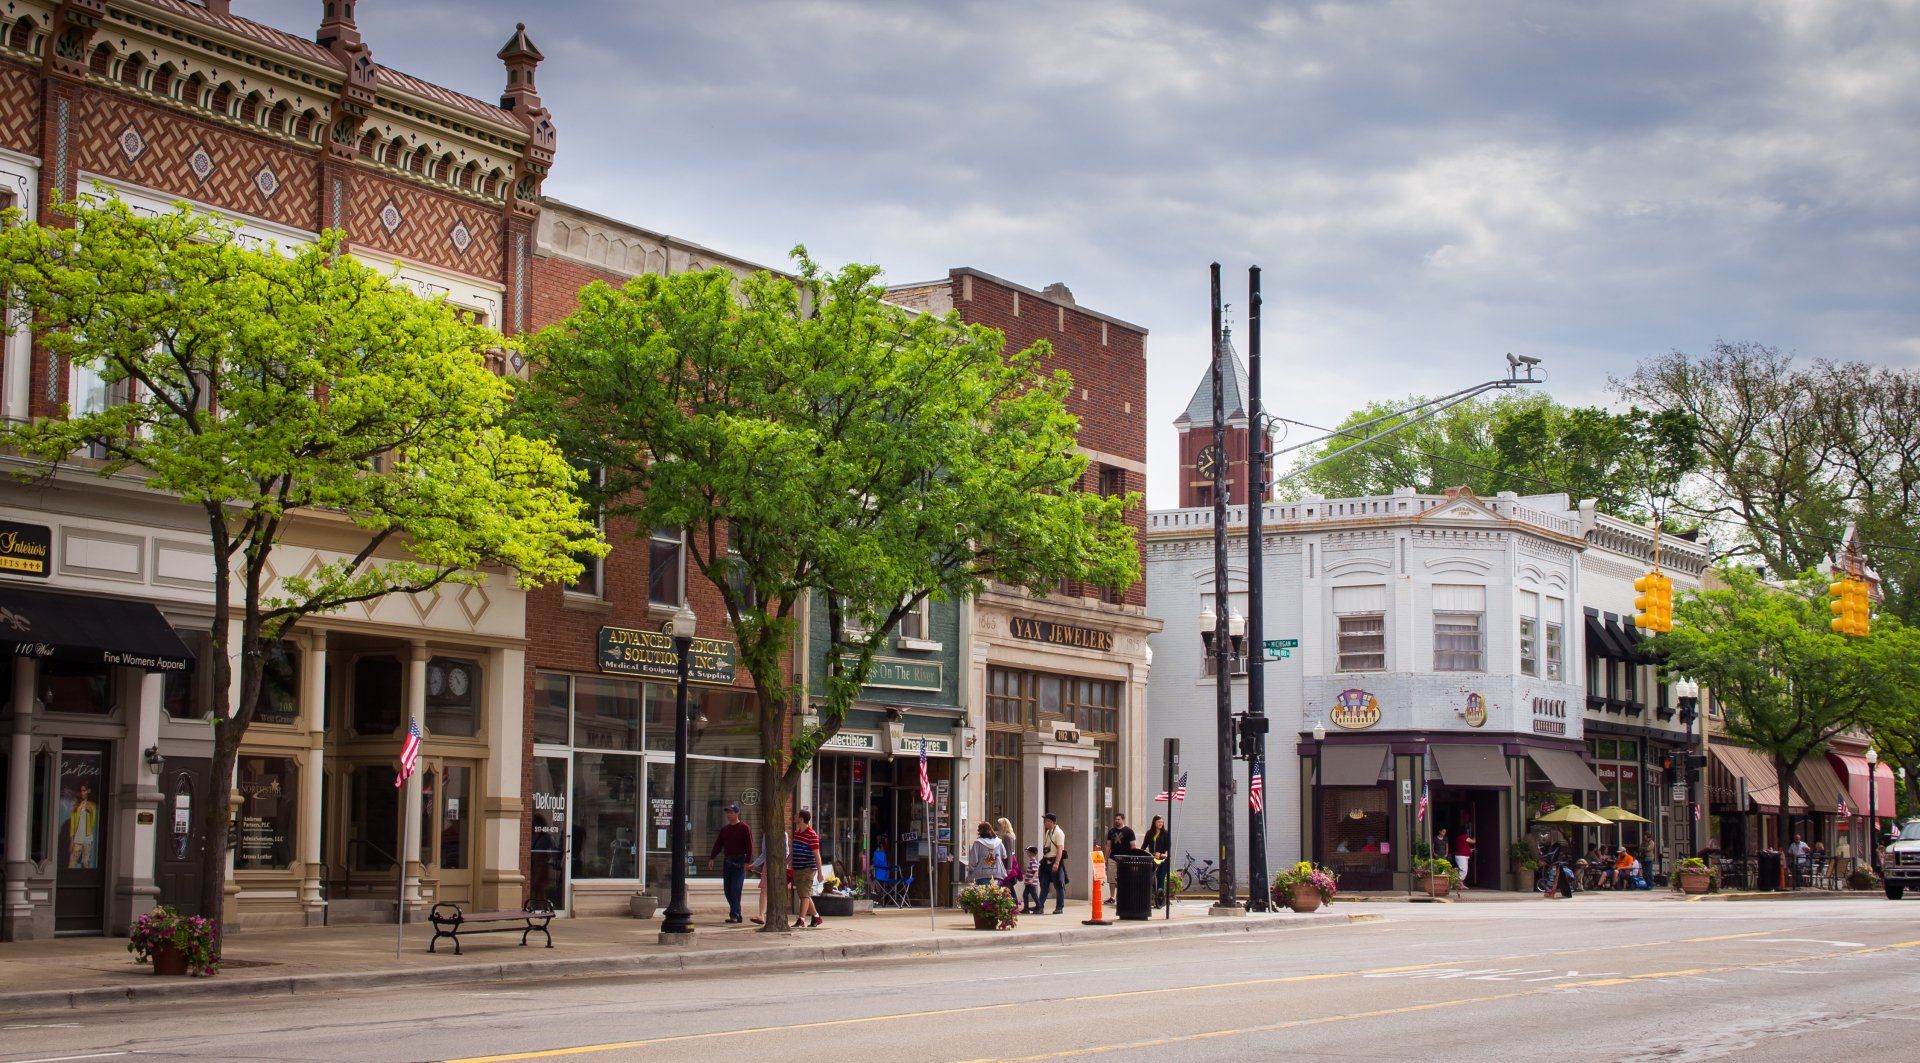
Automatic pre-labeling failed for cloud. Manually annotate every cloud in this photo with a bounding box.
[244,0,1920,505]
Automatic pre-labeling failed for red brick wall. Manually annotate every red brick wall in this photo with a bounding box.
[950,273,1149,606]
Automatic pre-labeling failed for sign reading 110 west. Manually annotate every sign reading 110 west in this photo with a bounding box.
[597,626,736,685]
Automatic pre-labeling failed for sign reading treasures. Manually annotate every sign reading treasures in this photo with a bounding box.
[597,626,736,685]
[1009,617,1114,652]
[0,521,51,578]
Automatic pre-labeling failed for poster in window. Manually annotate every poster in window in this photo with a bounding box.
[58,749,104,869]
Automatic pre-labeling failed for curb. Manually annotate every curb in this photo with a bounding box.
[0,911,1357,1014]
[1686,890,1878,902]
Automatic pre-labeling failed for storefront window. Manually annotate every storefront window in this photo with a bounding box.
[985,731,1021,829]
[530,756,568,908]
[352,656,402,736]
[1321,786,1391,890]
[439,765,470,870]
[255,640,300,725]
[533,672,570,745]
[40,660,113,715]
[574,676,642,752]
[425,657,479,738]
[645,758,760,887]
[689,687,757,758]
[572,752,641,879]
[349,765,398,871]
[235,755,296,870]
[164,629,213,720]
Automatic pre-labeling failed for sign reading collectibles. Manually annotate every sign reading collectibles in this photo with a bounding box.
[598,626,737,685]
[1009,617,1114,652]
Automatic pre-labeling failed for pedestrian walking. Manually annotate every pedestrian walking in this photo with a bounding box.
[1788,833,1810,888]
[969,821,1007,885]
[1020,845,1042,913]
[1452,825,1475,888]
[996,816,1019,890]
[705,802,752,924]
[1039,812,1068,913]
[748,838,769,925]
[790,809,822,929]
[1142,814,1170,904]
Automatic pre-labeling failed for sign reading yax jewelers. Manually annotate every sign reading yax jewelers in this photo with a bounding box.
[1009,616,1114,652]
[598,626,736,685]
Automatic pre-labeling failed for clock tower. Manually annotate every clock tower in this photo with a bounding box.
[1174,331,1270,508]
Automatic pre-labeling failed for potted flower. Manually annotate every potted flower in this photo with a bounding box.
[1272,861,1338,912]
[1508,841,1542,891]
[1846,865,1880,892]
[1415,858,1460,897]
[1167,869,1187,896]
[1673,857,1717,895]
[816,877,874,918]
[128,905,218,977]
[959,882,1019,930]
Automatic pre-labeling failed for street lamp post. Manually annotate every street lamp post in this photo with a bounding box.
[1675,678,1701,855]
[1868,747,1881,875]
[659,603,699,944]
[1198,602,1244,912]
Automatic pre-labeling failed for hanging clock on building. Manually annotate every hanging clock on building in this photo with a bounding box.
[448,664,471,698]
[1196,443,1225,480]
[427,663,446,698]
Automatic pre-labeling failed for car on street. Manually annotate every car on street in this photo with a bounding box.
[1884,821,1920,899]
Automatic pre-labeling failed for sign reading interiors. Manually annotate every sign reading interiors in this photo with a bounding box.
[597,626,736,685]
[0,521,51,578]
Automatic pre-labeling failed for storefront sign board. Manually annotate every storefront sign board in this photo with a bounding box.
[1463,692,1487,728]
[597,626,736,685]
[1331,689,1381,730]
[895,736,954,757]
[0,521,52,578]
[822,731,880,752]
[1009,616,1115,652]
[853,656,943,691]
[1532,696,1568,736]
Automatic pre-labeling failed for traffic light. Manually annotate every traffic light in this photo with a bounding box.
[1829,577,1871,637]
[1634,569,1673,633]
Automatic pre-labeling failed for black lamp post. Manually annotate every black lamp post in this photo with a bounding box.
[1675,678,1701,855]
[659,603,699,944]
[1868,746,1881,875]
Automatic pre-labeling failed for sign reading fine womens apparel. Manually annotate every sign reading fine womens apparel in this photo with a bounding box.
[597,626,737,685]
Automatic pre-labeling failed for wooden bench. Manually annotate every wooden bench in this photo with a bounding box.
[428,899,555,955]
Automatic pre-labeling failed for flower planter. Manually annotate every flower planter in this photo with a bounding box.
[1288,885,1323,913]
[972,912,999,931]
[151,945,190,977]
[1418,876,1451,897]
[1677,871,1712,895]
[815,895,872,918]
[628,893,659,920]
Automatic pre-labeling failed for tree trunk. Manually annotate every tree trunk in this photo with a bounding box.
[757,696,791,933]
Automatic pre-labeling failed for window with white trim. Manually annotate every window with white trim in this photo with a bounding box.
[566,462,604,597]
[898,596,930,642]
[647,525,683,606]
[1432,584,1486,672]
[1544,597,1565,681]
[1333,585,1386,672]
[1518,591,1539,677]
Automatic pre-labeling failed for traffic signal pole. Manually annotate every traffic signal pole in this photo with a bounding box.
[1208,263,1239,915]
[1244,266,1270,911]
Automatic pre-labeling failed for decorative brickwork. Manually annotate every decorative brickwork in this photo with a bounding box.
[0,62,40,154]
[75,93,319,232]
[352,170,503,281]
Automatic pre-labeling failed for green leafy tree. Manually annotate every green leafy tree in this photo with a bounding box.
[1285,391,1696,523]
[1653,567,1920,852]
[520,252,1139,931]
[0,198,600,937]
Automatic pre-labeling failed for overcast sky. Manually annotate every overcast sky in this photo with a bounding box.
[248,0,1920,507]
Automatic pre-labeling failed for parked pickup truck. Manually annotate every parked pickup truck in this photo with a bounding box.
[1886,821,1920,899]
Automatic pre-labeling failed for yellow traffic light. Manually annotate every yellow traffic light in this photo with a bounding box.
[1634,570,1674,633]
[1830,578,1871,637]
[1850,579,1871,636]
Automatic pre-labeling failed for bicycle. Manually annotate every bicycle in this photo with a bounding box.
[1178,853,1219,893]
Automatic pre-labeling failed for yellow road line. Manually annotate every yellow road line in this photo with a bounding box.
[443,935,1916,1062]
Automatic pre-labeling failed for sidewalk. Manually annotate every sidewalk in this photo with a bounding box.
[0,901,1352,1013]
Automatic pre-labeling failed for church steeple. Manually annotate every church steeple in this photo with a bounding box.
[1173,330,1269,508]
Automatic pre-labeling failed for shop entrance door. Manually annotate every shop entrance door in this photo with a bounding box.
[155,757,211,916]
[54,742,108,934]
[1433,788,1501,890]
[529,755,569,912]
[426,760,478,905]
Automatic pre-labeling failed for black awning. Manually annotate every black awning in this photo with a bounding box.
[1584,610,1627,661]
[0,585,193,672]
[1612,618,1645,662]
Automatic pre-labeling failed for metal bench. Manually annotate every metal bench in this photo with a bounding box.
[428,898,555,955]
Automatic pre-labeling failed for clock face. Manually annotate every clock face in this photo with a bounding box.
[1196,443,1225,479]
[427,665,446,698]
[448,665,471,698]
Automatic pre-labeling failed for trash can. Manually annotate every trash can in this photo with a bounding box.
[1756,850,1782,892]
[1112,853,1155,920]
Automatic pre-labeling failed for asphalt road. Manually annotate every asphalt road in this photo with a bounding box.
[5,896,1919,1062]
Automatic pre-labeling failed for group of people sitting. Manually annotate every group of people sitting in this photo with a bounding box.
[1535,841,1650,897]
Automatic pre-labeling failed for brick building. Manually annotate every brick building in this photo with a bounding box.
[1,0,554,938]
[889,271,1160,886]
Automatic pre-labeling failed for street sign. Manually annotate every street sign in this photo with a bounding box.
[1264,639,1298,653]
[1277,649,1291,659]
[1401,780,1413,805]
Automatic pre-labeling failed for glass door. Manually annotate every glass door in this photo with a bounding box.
[55,743,108,934]
[428,761,475,904]
[530,754,569,911]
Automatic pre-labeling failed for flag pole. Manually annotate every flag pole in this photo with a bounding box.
[395,777,409,959]
[926,795,936,930]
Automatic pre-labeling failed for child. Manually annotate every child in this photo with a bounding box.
[1021,845,1042,913]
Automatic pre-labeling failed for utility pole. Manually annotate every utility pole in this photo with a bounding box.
[1208,262,1240,914]
[1243,266,1270,910]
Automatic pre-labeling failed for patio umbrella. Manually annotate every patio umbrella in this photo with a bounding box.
[1532,805,1612,826]
[1594,805,1652,849]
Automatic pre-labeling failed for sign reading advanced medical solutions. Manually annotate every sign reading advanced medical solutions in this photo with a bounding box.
[597,626,736,685]
[1009,616,1114,652]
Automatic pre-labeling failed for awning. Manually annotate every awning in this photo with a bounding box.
[1789,756,1849,818]
[1829,753,1899,818]
[1320,744,1389,787]
[1584,611,1628,661]
[1431,744,1512,788]
[1614,620,1657,664]
[1711,744,1807,813]
[0,585,192,672]
[1529,748,1603,791]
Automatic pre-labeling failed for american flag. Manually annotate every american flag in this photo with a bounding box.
[394,719,422,789]
[1417,783,1429,822]
[1693,802,1701,823]
[917,738,933,803]
[1155,772,1188,803]
[1839,794,1850,817]
[1249,770,1264,813]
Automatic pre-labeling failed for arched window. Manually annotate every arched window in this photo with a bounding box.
[358,130,379,158]
[184,74,207,107]
[266,100,290,133]
[7,18,34,54]
[295,109,318,141]
[118,51,143,88]
[151,62,178,98]
[457,161,477,190]
[88,43,113,78]
[435,153,455,182]
[384,136,407,167]
[209,82,233,115]
[408,146,428,174]
[238,91,261,124]
[482,169,503,197]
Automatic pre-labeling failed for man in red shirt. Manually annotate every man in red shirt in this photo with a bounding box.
[1452,824,1475,889]
[706,803,753,924]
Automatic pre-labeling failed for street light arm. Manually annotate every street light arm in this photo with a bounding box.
[1267,374,1531,459]
[1271,379,1529,488]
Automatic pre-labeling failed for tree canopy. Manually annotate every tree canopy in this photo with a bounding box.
[0,197,600,933]
[1281,391,1696,522]
[519,251,1139,929]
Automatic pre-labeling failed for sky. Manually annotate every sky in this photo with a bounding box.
[248,0,1920,507]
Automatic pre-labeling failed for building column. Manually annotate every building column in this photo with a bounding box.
[4,658,35,939]
[299,630,327,924]
[479,645,525,910]
[402,641,427,918]
[109,670,165,935]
